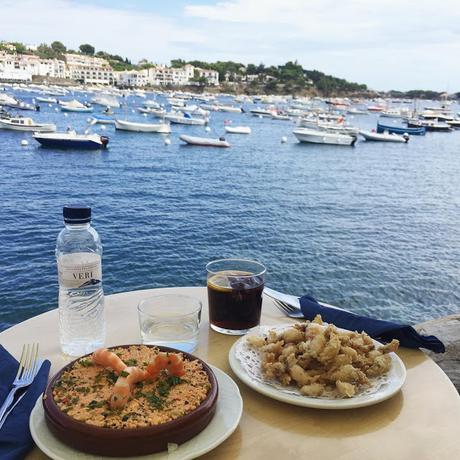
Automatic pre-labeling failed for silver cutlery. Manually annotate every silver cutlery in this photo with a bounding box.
[272,299,305,318]
[264,286,346,319]
[0,391,27,430]
[0,343,40,422]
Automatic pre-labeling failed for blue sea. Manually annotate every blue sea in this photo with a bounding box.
[1,89,460,331]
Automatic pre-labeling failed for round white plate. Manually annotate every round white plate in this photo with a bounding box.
[229,330,406,410]
[30,366,243,460]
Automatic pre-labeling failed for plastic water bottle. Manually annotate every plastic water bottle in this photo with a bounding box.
[56,205,105,356]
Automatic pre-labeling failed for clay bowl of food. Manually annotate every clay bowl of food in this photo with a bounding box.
[42,344,218,457]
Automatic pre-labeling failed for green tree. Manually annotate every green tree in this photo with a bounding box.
[12,42,27,54]
[36,43,55,59]
[79,43,95,55]
[171,59,186,68]
[51,41,66,55]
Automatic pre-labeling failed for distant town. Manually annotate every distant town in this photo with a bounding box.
[0,41,452,99]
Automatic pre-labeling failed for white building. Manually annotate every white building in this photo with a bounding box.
[0,52,66,81]
[197,68,219,86]
[65,53,114,85]
[114,63,219,87]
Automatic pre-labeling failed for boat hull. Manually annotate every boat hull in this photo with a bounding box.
[359,131,408,143]
[179,135,230,147]
[0,120,56,132]
[33,133,109,149]
[293,129,356,146]
[115,120,171,133]
[377,123,425,135]
[61,106,93,113]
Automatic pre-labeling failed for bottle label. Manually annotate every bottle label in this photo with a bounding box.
[58,253,102,288]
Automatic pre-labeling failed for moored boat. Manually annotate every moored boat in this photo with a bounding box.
[377,122,425,135]
[225,126,251,134]
[179,134,230,147]
[60,100,93,113]
[89,115,115,125]
[406,119,452,132]
[115,119,171,133]
[33,131,109,149]
[0,117,56,132]
[359,130,409,143]
[164,112,206,126]
[36,96,57,103]
[293,128,357,146]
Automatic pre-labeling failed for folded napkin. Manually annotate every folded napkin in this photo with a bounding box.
[0,345,50,460]
[299,295,445,353]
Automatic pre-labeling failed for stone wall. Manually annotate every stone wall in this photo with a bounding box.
[415,314,460,393]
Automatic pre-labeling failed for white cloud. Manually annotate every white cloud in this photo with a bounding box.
[0,0,205,63]
[0,0,459,90]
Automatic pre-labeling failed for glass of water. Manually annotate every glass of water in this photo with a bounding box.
[137,294,202,353]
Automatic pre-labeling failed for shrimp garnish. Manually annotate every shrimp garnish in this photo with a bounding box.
[146,352,185,381]
[92,348,127,374]
[109,366,149,409]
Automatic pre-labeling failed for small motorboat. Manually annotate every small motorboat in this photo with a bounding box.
[447,119,460,128]
[33,131,109,149]
[407,119,452,132]
[293,128,357,146]
[164,112,206,126]
[377,122,425,136]
[89,114,115,125]
[225,126,251,134]
[36,96,58,104]
[60,100,93,113]
[250,108,276,117]
[0,117,56,132]
[216,105,242,113]
[271,113,290,120]
[179,135,230,147]
[91,95,120,108]
[359,130,409,143]
[115,119,171,133]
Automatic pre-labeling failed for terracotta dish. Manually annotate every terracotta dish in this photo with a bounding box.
[42,345,219,457]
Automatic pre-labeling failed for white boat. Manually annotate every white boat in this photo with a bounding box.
[115,119,171,133]
[217,105,242,113]
[250,108,276,117]
[91,95,120,108]
[300,119,359,136]
[293,128,357,146]
[143,100,161,108]
[36,96,57,104]
[33,131,109,149]
[179,134,230,147]
[272,114,291,120]
[346,108,368,115]
[0,117,56,132]
[225,126,251,134]
[89,115,115,125]
[138,107,166,116]
[164,113,206,126]
[60,100,93,113]
[359,130,409,143]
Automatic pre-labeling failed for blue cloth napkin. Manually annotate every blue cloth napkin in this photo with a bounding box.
[0,345,50,460]
[299,295,445,353]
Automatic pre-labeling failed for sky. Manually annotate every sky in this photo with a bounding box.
[1,0,459,91]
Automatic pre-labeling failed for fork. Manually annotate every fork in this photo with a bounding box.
[273,299,306,319]
[0,344,40,421]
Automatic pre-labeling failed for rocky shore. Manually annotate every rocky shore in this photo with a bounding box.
[416,314,460,392]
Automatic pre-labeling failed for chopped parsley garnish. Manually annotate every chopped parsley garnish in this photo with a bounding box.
[143,392,165,409]
[120,370,129,378]
[79,359,93,367]
[106,370,118,384]
[125,359,137,366]
[87,400,106,410]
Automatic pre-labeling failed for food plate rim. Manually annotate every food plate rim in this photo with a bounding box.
[29,365,243,460]
[228,324,406,410]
